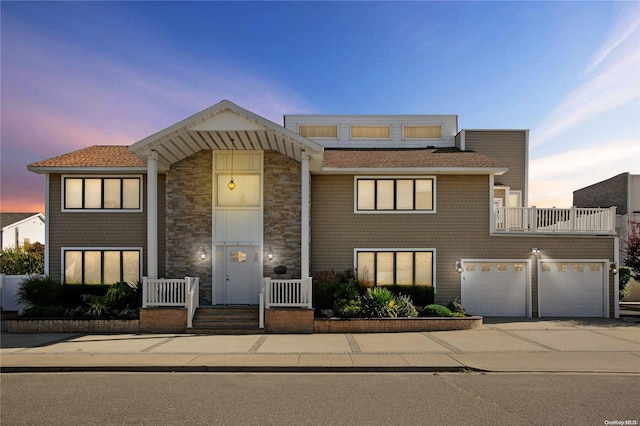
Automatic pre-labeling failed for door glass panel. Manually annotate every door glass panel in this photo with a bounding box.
[230,251,247,263]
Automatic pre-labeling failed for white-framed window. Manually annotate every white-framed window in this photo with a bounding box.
[355,249,434,286]
[403,125,442,139]
[351,125,390,139]
[62,176,142,211]
[298,125,338,139]
[355,177,435,213]
[63,248,141,285]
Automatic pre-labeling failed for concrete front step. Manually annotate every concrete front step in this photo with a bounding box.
[188,306,262,335]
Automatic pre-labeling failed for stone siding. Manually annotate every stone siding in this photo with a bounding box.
[165,151,213,303]
[263,150,302,278]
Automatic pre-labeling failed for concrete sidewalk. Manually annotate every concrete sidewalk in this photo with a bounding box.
[2,318,640,373]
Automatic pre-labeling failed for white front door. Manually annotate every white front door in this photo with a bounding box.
[225,246,254,304]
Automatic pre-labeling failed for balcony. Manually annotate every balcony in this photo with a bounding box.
[494,206,616,235]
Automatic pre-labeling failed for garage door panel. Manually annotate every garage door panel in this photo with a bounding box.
[461,261,528,317]
[539,262,605,318]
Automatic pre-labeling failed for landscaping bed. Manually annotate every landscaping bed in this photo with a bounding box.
[314,316,482,333]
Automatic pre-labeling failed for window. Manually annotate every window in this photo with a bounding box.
[299,125,338,138]
[356,250,433,286]
[64,249,140,284]
[63,177,141,211]
[513,263,524,272]
[356,178,435,212]
[403,126,442,139]
[351,126,390,139]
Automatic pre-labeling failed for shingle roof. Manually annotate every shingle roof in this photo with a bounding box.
[0,213,42,228]
[28,146,145,169]
[322,148,506,169]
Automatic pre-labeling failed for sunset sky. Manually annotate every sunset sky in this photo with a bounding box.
[1,1,639,213]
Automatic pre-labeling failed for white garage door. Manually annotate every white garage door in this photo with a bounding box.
[539,261,606,317]
[461,261,529,316]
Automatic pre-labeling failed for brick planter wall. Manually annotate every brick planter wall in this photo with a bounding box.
[6,319,140,334]
[265,308,314,334]
[314,316,482,333]
[139,307,187,333]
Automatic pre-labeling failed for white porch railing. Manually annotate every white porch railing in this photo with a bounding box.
[263,277,313,309]
[495,206,616,234]
[142,276,200,328]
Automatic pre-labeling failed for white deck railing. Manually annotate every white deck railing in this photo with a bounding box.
[142,276,200,328]
[263,277,313,309]
[495,206,616,234]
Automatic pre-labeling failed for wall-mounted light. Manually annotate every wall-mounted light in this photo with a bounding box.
[532,248,540,256]
[610,263,618,274]
[267,246,274,261]
[200,247,207,261]
[455,260,464,273]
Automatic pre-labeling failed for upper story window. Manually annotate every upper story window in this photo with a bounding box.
[298,125,338,139]
[351,126,390,139]
[63,176,141,211]
[355,177,435,213]
[403,125,442,139]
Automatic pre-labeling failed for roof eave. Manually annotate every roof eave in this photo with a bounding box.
[27,166,148,174]
[319,167,508,175]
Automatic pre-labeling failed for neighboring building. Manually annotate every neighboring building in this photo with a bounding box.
[0,213,45,250]
[574,173,640,301]
[27,100,619,321]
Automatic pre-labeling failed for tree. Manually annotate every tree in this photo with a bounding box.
[623,219,640,280]
[0,242,44,275]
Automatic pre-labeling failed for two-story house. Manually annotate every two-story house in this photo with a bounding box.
[27,100,619,330]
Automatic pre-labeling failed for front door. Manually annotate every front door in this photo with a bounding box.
[225,246,254,304]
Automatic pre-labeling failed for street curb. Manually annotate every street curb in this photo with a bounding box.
[1,365,483,374]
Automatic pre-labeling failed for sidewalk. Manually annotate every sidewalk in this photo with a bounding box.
[2,318,640,373]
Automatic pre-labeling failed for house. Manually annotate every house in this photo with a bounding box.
[0,213,45,250]
[27,100,619,331]
[574,173,640,301]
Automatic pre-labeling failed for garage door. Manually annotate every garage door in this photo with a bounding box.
[538,261,606,317]
[461,261,529,316]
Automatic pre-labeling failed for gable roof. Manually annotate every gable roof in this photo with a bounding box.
[129,100,324,168]
[28,146,145,173]
[321,148,508,174]
[0,213,44,229]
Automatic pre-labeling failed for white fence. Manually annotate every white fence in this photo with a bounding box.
[142,276,200,328]
[495,206,616,234]
[263,277,313,309]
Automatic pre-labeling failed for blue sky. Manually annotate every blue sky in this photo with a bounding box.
[2,1,639,211]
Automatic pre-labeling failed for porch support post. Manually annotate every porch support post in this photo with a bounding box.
[147,150,158,279]
[301,152,310,278]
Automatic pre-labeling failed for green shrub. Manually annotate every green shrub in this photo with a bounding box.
[59,284,110,308]
[422,304,454,317]
[619,266,632,300]
[388,285,434,308]
[313,270,353,313]
[361,287,398,318]
[447,297,466,316]
[16,275,61,311]
[395,293,418,317]
[0,243,44,275]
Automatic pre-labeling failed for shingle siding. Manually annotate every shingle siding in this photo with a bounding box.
[47,173,165,282]
[311,173,615,314]
[464,130,527,196]
[573,172,628,215]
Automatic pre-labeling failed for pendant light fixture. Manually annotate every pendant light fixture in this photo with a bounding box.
[227,138,236,191]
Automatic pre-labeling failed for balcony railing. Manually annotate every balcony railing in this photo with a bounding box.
[494,206,616,235]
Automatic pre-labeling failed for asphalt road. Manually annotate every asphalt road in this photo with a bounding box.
[2,372,639,425]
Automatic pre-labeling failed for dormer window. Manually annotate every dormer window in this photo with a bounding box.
[351,126,390,139]
[403,125,442,139]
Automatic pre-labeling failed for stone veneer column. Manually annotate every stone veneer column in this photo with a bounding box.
[301,152,310,278]
[165,151,213,303]
[263,151,302,278]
